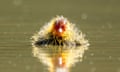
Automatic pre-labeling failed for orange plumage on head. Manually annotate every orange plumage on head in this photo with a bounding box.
[51,17,67,37]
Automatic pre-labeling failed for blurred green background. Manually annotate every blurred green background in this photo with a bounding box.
[0,0,120,72]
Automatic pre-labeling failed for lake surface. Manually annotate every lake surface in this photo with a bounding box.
[0,0,120,72]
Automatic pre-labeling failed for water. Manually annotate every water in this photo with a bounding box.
[0,0,120,72]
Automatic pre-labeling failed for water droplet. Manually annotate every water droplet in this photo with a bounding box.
[118,57,120,61]
[25,65,31,70]
[91,67,96,72]
[18,54,22,57]
[13,0,22,6]
[117,68,120,72]
[89,61,94,65]
[8,60,12,64]
[90,53,94,56]
[106,22,112,29]
[13,63,17,67]
[108,56,112,60]
[81,13,88,20]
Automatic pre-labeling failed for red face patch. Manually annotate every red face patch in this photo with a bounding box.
[52,19,66,37]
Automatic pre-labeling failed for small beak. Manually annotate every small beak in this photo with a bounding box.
[58,28,63,33]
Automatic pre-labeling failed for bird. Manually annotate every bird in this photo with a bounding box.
[31,16,89,72]
[32,16,88,48]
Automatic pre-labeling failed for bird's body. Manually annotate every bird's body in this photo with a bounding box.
[32,16,86,47]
